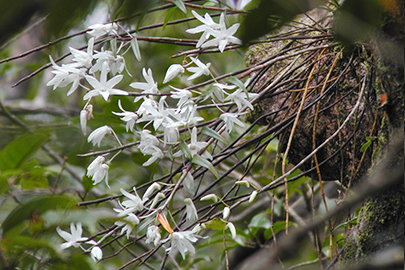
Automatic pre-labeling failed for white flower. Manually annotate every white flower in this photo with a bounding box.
[137,96,171,130]
[170,86,193,109]
[115,213,140,239]
[224,88,258,112]
[138,130,159,150]
[202,13,242,53]
[136,98,158,117]
[169,104,203,128]
[162,122,180,146]
[130,68,160,102]
[163,64,185,83]
[223,0,251,10]
[225,222,237,240]
[184,198,198,222]
[114,188,144,217]
[186,10,221,48]
[175,127,212,159]
[212,83,236,101]
[182,170,194,193]
[146,225,161,246]
[87,23,118,38]
[90,246,102,262]
[84,62,127,101]
[169,230,205,259]
[56,222,88,249]
[86,156,110,187]
[90,49,125,75]
[80,104,93,135]
[220,112,245,133]
[186,57,211,81]
[223,206,230,220]
[93,164,109,186]
[142,182,161,202]
[141,145,164,166]
[87,125,113,147]
[112,100,138,132]
[87,156,105,176]
[69,38,94,68]
[46,56,86,96]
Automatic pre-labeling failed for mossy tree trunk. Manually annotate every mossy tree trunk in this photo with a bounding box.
[242,1,403,268]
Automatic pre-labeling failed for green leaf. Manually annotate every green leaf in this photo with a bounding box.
[179,140,192,159]
[163,7,177,30]
[82,174,94,193]
[0,132,50,171]
[287,175,309,197]
[192,154,219,178]
[202,126,227,144]
[2,195,76,236]
[360,136,376,152]
[248,212,271,229]
[131,34,141,61]
[0,175,10,196]
[263,221,289,240]
[173,0,186,13]
[228,77,247,94]
[333,216,358,232]
[20,175,49,190]
[204,218,226,230]
[2,235,57,257]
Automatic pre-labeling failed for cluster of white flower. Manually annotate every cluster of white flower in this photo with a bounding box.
[52,8,256,262]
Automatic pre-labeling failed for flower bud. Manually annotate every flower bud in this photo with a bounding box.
[200,194,218,202]
[249,190,258,203]
[223,206,230,220]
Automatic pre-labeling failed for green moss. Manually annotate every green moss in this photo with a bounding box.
[244,42,275,67]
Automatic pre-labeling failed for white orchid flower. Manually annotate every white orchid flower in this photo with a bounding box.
[87,125,113,147]
[168,229,206,259]
[220,112,245,133]
[84,62,127,101]
[86,156,110,187]
[146,225,161,246]
[184,198,198,222]
[130,68,160,102]
[186,10,221,48]
[163,64,184,83]
[56,222,88,250]
[80,104,93,135]
[87,23,118,38]
[202,13,242,53]
[112,100,138,132]
[90,246,103,262]
[115,213,140,239]
[186,57,211,81]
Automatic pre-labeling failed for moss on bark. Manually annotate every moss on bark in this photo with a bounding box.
[244,1,404,266]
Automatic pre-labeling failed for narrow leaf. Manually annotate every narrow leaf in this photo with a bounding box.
[131,34,141,61]
[202,126,227,144]
[228,77,247,93]
[360,136,376,152]
[163,8,176,30]
[192,154,219,178]
[179,140,192,159]
[173,0,186,13]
